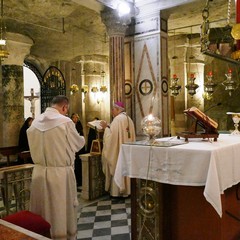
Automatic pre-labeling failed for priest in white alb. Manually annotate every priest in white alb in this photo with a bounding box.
[27,95,85,240]
[100,101,136,197]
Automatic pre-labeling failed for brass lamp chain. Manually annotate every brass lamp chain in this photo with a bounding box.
[1,0,3,18]
[227,0,232,26]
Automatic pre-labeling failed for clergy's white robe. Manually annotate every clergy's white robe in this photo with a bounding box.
[27,107,85,240]
[102,112,135,197]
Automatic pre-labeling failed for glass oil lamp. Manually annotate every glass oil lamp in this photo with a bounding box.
[185,73,199,96]
[169,74,181,96]
[141,114,161,143]
[204,71,217,99]
[222,69,237,96]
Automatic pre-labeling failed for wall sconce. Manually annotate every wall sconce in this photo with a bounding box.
[70,84,79,95]
[100,85,107,93]
[81,85,88,94]
[91,86,99,93]
[101,70,106,78]
[81,85,88,103]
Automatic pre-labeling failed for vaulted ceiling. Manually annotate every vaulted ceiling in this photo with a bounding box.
[2,0,235,67]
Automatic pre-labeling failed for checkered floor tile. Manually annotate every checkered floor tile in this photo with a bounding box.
[77,196,131,240]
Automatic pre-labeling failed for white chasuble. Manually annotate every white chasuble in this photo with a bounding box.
[102,112,135,197]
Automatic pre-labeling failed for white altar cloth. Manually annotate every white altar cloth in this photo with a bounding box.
[114,134,240,217]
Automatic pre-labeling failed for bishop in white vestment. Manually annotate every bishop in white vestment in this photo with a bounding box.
[101,101,136,197]
[27,96,85,240]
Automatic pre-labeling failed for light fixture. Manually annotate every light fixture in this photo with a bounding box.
[100,85,107,93]
[81,85,88,94]
[117,1,131,17]
[141,114,161,143]
[70,84,79,95]
[81,85,88,103]
[222,69,237,96]
[100,69,107,93]
[169,74,181,96]
[0,0,8,60]
[204,71,217,98]
[91,86,98,93]
[100,70,106,78]
[185,73,199,97]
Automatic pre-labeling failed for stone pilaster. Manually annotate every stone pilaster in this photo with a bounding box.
[0,33,33,147]
[101,7,131,106]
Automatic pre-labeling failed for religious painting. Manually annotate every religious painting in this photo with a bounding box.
[90,140,101,154]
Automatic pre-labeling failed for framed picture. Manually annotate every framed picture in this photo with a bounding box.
[161,18,167,32]
[90,140,101,154]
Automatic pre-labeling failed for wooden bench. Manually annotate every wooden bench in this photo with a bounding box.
[0,146,20,166]
[18,151,31,164]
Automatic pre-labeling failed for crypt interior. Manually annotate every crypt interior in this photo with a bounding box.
[1,0,240,147]
[2,0,240,239]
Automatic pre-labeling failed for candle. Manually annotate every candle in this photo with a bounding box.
[208,71,213,76]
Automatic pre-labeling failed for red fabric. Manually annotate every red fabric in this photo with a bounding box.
[2,210,51,235]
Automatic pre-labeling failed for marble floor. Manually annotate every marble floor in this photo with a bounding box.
[77,188,131,240]
[0,186,131,239]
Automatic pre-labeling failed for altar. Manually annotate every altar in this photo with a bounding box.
[114,134,240,240]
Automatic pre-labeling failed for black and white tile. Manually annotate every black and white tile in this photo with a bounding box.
[77,195,131,240]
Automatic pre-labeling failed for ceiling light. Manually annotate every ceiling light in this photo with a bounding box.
[0,38,5,45]
[117,1,130,17]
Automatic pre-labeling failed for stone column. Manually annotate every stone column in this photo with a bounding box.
[0,32,33,147]
[101,7,131,106]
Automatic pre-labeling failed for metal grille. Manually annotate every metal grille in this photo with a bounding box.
[0,165,34,217]
[41,66,66,112]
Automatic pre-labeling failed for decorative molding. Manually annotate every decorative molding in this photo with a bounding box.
[134,16,159,35]
[136,43,157,118]
[125,80,133,97]
[139,79,153,96]
[161,77,168,94]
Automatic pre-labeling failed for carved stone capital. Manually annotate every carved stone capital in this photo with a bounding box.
[101,7,131,37]
[3,32,33,66]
